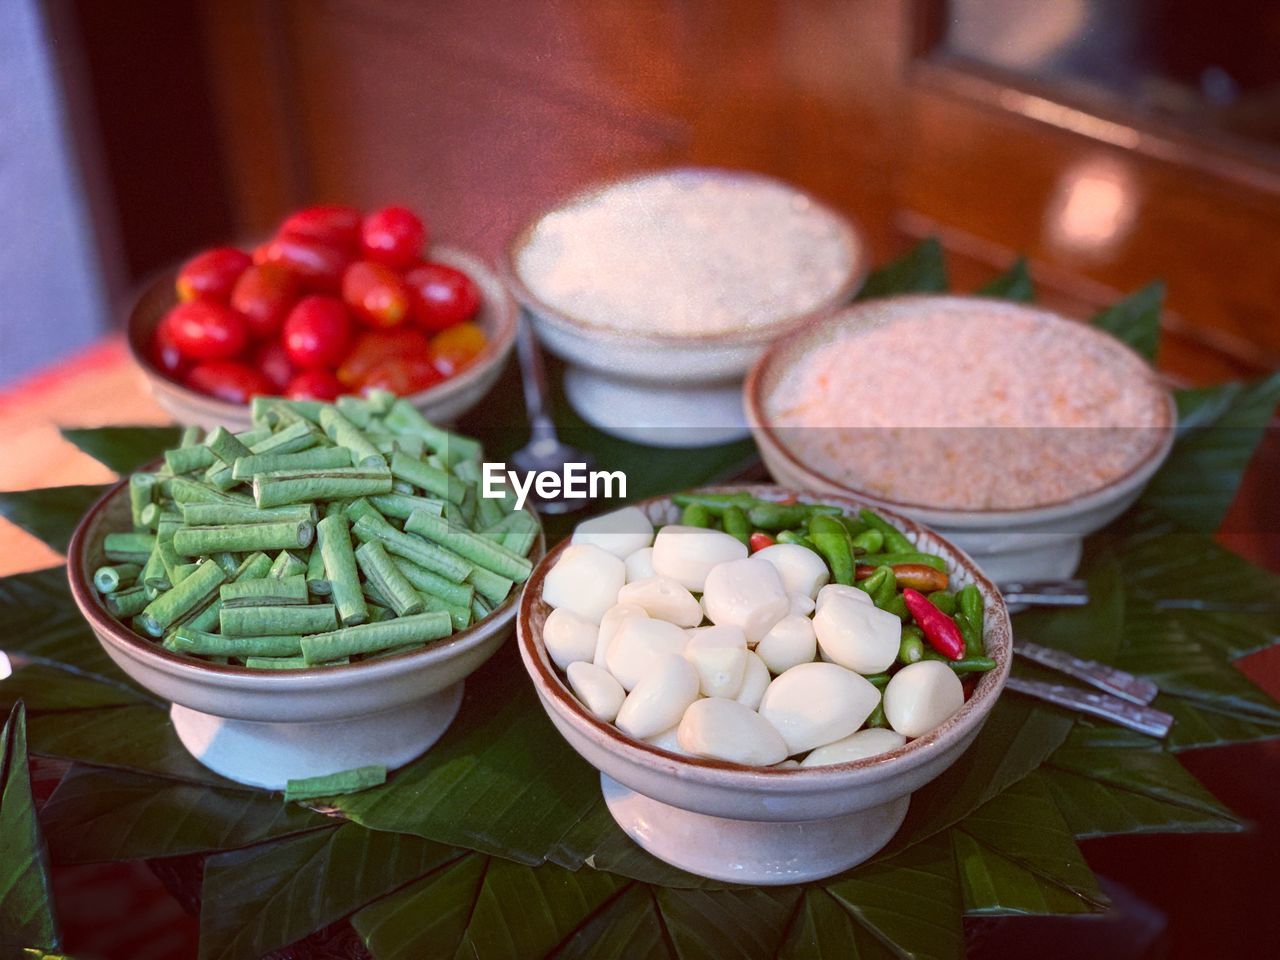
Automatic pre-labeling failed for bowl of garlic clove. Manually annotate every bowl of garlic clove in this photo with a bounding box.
[516,486,1010,885]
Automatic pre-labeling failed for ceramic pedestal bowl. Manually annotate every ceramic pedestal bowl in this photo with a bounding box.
[128,246,518,432]
[502,168,867,448]
[517,486,1010,885]
[68,476,543,790]
[745,297,1177,584]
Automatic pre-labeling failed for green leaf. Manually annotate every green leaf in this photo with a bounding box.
[60,426,180,474]
[0,705,60,952]
[954,772,1106,916]
[655,885,800,960]
[353,855,490,960]
[1013,559,1125,661]
[199,822,461,960]
[1140,372,1280,532]
[554,883,673,959]
[38,765,331,864]
[1,661,149,712]
[0,485,108,554]
[777,888,896,960]
[1043,725,1243,838]
[1090,281,1163,359]
[825,835,964,960]
[977,257,1034,302]
[1114,530,1280,619]
[856,238,948,300]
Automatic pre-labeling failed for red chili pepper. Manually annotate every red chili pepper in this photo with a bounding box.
[902,588,965,660]
[748,532,775,553]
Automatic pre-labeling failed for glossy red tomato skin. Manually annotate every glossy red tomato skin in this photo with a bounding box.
[336,329,432,387]
[186,361,274,404]
[429,322,486,376]
[150,319,189,378]
[360,356,443,396]
[404,262,480,332]
[286,369,343,401]
[253,340,295,391]
[230,264,299,340]
[282,296,351,369]
[341,261,410,328]
[359,206,426,270]
[279,204,361,251]
[162,301,249,362]
[175,247,251,303]
[253,234,349,292]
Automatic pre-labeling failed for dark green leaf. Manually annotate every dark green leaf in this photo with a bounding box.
[39,765,331,864]
[353,855,489,960]
[977,257,1034,302]
[1090,281,1163,359]
[856,238,948,300]
[60,426,180,474]
[1140,372,1280,532]
[0,485,108,554]
[199,823,460,960]
[0,705,60,952]
[554,883,673,960]
[0,661,148,712]
[777,888,896,960]
[655,885,800,960]
[1115,529,1280,619]
[1013,559,1125,661]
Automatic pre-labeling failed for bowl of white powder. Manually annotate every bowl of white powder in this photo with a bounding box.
[745,296,1176,583]
[505,167,866,447]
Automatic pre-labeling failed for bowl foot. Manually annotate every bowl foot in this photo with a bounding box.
[600,773,910,885]
[170,682,465,790]
[563,366,749,447]
[951,531,1083,585]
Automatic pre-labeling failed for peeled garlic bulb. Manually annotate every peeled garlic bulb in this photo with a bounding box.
[617,576,703,628]
[883,660,965,738]
[801,728,906,767]
[815,583,873,611]
[543,607,598,670]
[684,625,748,697]
[758,661,881,754]
[789,593,816,617]
[543,544,624,623]
[615,654,700,739]
[594,604,647,666]
[567,661,626,722]
[812,593,900,674]
[753,543,830,599]
[645,725,688,755]
[735,651,771,711]
[651,525,747,592]
[755,614,817,675]
[624,547,656,582]
[701,557,789,643]
[606,617,688,690]
[572,506,654,559]
[677,698,788,765]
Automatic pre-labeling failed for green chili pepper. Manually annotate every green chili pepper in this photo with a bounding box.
[671,492,757,516]
[837,515,869,539]
[958,584,986,657]
[857,552,948,573]
[926,590,956,615]
[945,655,997,675]
[954,612,983,660]
[849,528,884,554]
[681,503,713,527]
[857,509,914,553]
[865,701,888,728]
[882,593,909,620]
[898,632,924,665]
[776,529,816,550]
[808,514,854,585]
[722,506,751,545]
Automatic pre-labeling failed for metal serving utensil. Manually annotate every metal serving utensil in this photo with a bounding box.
[1005,676,1173,738]
[1014,641,1159,706]
[1000,579,1091,607]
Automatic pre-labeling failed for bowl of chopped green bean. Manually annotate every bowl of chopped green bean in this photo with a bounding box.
[67,393,542,790]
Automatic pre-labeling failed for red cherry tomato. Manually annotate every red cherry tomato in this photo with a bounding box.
[286,369,343,401]
[162,301,248,362]
[336,329,432,387]
[282,295,351,369]
[341,261,410,328]
[359,206,426,270]
[175,247,251,303]
[279,204,361,251]
[253,234,349,292]
[149,319,189,378]
[429,322,486,377]
[253,340,295,391]
[186,361,273,404]
[231,264,299,340]
[360,356,442,396]
[404,262,480,332]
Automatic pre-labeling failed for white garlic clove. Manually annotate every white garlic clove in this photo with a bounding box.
[812,593,900,675]
[883,660,965,738]
[606,617,688,690]
[789,593,816,617]
[572,505,654,559]
[755,614,818,675]
[815,583,873,611]
[624,546,656,583]
[684,625,748,697]
[617,576,703,628]
[701,557,789,643]
[543,607,599,670]
[645,725,689,755]
[801,728,906,767]
[677,698,789,766]
[566,661,626,722]
[615,654,700,740]
[593,604,648,667]
[758,661,881,755]
[753,543,830,599]
[543,544,625,623]
[651,525,747,592]
[734,651,771,711]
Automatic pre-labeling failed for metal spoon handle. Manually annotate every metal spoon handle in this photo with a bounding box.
[515,313,556,436]
[1015,641,1160,705]
[1005,676,1173,738]
[1000,579,1090,606]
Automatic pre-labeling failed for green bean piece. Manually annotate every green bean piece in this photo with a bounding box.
[155,520,191,586]
[173,520,314,556]
[253,466,393,508]
[957,584,986,657]
[206,425,253,465]
[481,510,538,556]
[305,544,331,597]
[404,510,532,582]
[926,590,957,616]
[857,552,948,573]
[210,552,240,575]
[182,502,318,527]
[364,604,397,623]
[166,628,304,658]
[471,594,493,623]
[283,765,386,801]
[139,561,227,636]
[128,474,158,527]
[234,425,274,447]
[419,592,471,631]
[343,497,384,526]
[849,528,884,554]
[391,556,474,608]
[251,396,324,425]
[184,551,273,632]
[368,493,445,521]
[167,476,254,506]
[350,513,472,583]
[474,487,505,530]
[389,450,466,504]
[808,514,854,585]
[140,543,169,592]
[267,550,307,579]
[231,447,352,480]
[164,445,217,474]
[355,541,424,617]
[220,603,338,637]
[94,563,141,594]
[456,485,479,528]
[180,425,203,447]
[775,529,816,550]
[103,532,156,564]
[220,574,309,608]
[300,611,452,663]
[857,510,914,554]
[384,398,482,465]
[104,585,150,618]
[898,632,924,665]
[244,656,308,670]
[252,419,321,456]
[319,408,385,468]
[335,394,375,427]
[317,514,368,627]
[466,565,514,607]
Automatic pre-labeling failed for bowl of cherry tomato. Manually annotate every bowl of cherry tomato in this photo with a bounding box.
[128,204,517,430]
